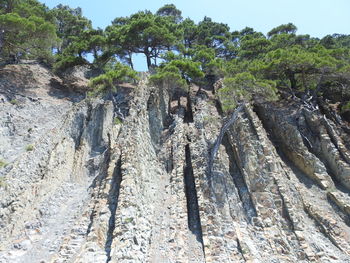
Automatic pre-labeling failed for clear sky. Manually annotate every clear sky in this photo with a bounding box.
[41,0,350,70]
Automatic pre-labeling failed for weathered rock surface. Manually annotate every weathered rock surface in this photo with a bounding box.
[0,64,350,262]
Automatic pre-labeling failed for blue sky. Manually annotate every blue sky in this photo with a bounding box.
[41,0,350,70]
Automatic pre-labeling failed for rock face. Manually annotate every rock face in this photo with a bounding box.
[0,64,350,262]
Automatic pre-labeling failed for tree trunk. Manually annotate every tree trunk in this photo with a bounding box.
[128,52,134,70]
[93,48,98,60]
[146,55,151,70]
[287,72,297,90]
[312,73,325,99]
[0,30,4,54]
[144,48,152,70]
[301,70,307,92]
[6,0,15,13]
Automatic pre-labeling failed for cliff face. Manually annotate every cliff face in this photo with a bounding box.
[0,64,350,263]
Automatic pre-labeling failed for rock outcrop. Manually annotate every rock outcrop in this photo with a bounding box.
[0,64,350,262]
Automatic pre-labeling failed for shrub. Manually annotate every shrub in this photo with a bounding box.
[0,177,6,188]
[341,101,350,113]
[218,72,278,112]
[88,62,138,96]
[53,55,87,73]
[149,59,204,90]
[10,99,19,105]
[124,217,134,223]
[150,64,187,89]
[25,144,34,151]
[114,117,123,125]
[0,160,7,168]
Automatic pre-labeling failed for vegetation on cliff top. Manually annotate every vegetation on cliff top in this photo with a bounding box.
[1,1,350,114]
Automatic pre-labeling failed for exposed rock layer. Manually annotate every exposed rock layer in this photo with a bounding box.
[0,65,350,262]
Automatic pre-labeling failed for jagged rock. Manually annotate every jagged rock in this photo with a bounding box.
[0,64,350,262]
[59,66,91,92]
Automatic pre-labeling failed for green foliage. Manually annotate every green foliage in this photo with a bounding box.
[150,58,204,89]
[124,217,134,223]
[180,18,197,50]
[25,144,34,151]
[0,2,349,116]
[239,36,271,59]
[15,0,53,20]
[0,0,58,63]
[0,0,18,14]
[114,117,123,125]
[0,12,57,62]
[192,45,216,65]
[0,159,7,168]
[50,4,108,70]
[341,101,350,113]
[218,72,277,112]
[150,62,187,89]
[156,4,182,23]
[268,33,298,50]
[0,176,6,188]
[107,10,180,69]
[320,34,350,49]
[53,54,87,72]
[189,45,226,81]
[267,23,297,38]
[9,99,19,105]
[262,45,340,91]
[196,16,231,52]
[88,62,138,95]
[50,4,92,52]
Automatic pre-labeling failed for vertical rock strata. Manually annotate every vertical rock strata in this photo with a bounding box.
[0,65,350,262]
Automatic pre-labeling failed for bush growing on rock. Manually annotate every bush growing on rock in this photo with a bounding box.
[0,176,6,188]
[149,58,204,90]
[88,62,138,96]
[53,55,88,73]
[0,159,7,168]
[9,99,19,105]
[25,144,34,151]
[114,117,123,125]
[218,72,277,112]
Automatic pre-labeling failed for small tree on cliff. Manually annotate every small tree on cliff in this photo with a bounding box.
[88,62,138,98]
[150,57,204,107]
[150,57,204,88]
[218,72,277,112]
